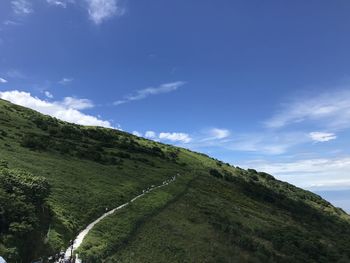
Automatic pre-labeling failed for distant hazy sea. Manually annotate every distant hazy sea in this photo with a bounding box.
[315,190,350,214]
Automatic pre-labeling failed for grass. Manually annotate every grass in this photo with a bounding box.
[1,98,350,262]
[0,99,193,259]
[78,173,195,261]
[104,175,350,263]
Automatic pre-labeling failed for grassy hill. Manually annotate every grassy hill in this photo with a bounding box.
[0,98,350,263]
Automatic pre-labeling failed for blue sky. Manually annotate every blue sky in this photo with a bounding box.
[1,0,350,210]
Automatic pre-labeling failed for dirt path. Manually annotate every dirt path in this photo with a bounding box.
[63,175,178,261]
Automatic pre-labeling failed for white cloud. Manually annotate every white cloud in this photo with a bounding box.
[132,131,142,137]
[135,130,191,143]
[159,132,191,143]
[228,133,308,155]
[58,77,74,85]
[114,81,185,106]
[145,131,156,139]
[47,0,66,8]
[46,0,74,8]
[3,20,21,26]
[242,157,350,190]
[0,90,113,128]
[309,132,337,142]
[188,131,309,155]
[6,70,25,79]
[44,91,53,99]
[265,89,350,130]
[86,0,125,24]
[0,78,8,83]
[62,97,94,110]
[44,0,123,24]
[209,128,230,139]
[11,0,33,15]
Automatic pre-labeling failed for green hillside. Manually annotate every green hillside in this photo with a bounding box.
[0,98,350,263]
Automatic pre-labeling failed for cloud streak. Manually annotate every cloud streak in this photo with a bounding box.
[184,128,310,155]
[46,0,74,8]
[9,0,125,25]
[58,77,74,85]
[11,0,33,15]
[207,128,230,140]
[241,157,350,190]
[0,78,8,83]
[265,89,350,130]
[0,90,113,128]
[44,91,53,99]
[114,81,185,106]
[86,0,125,24]
[159,132,191,143]
[145,131,157,139]
[309,132,336,142]
[61,97,94,110]
[135,130,191,144]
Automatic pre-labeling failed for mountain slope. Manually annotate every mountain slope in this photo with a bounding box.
[0,98,349,263]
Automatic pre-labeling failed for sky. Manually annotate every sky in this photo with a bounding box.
[0,0,350,211]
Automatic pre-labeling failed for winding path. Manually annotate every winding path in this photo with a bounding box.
[63,175,178,261]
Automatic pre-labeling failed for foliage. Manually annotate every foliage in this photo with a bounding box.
[107,174,350,263]
[0,163,51,262]
[0,98,350,262]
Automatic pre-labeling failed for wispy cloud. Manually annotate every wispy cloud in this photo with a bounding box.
[114,81,186,106]
[241,157,350,190]
[86,0,125,24]
[44,0,123,24]
[11,0,33,15]
[44,91,53,99]
[186,130,310,155]
[309,132,336,142]
[0,78,8,84]
[228,133,308,155]
[6,70,25,79]
[0,90,113,128]
[136,130,191,143]
[61,96,94,110]
[58,77,74,85]
[207,128,231,140]
[144,131,157,139]
[139,128,308,154]
[3,20,21,26]
[8,0,124,25]
[132,131,142,137]
[159,132,191,143]
[46,0,73,8]
[135,127,308,155]
[265,89,350,130]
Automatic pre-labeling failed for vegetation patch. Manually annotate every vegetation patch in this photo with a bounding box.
[0,98,350,262]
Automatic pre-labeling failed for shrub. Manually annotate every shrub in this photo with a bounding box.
[209,169,223,178]
[0,167,50,261]
[247,168,258,174]
[20,134,49,151]
[0,160,8,168]
[113,152,131,159]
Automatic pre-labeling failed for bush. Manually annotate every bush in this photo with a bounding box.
[247,168,258,174]
[0,166,51,261]
[209,169,223,178]
[113,152,131,159]
[0,160,8,168]
[0,130,7,137]
[20,134,49,151]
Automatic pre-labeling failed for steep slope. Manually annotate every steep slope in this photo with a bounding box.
[0,98,349,263]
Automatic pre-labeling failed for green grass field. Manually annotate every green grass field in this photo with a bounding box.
[1,98,350,263]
